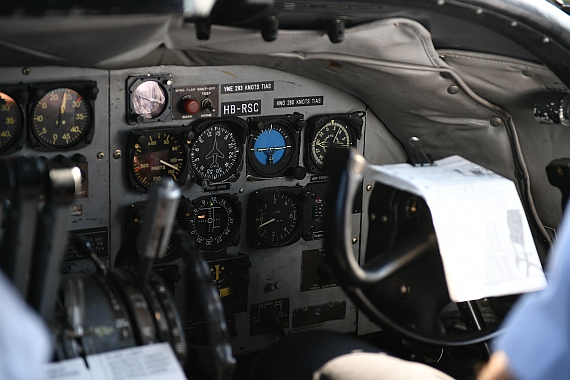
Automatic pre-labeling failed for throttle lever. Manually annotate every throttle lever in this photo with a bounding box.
[0,157,48,296]
[136,179,180,288]
[28,166,81,319]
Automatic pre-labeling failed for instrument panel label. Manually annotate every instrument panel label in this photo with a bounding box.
[221,81,274,94]
[203,183,231,192]
[274,96,324,108]
[64,227,109,262]
[221,100,262,116]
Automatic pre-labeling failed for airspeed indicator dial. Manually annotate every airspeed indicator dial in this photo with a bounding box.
[128,130,189,191]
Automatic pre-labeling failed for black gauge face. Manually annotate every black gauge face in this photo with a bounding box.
[0,92,23,152]
[130,131,188,189]
[247,122,296,178]
[190,124,242,185]
[252,191,301,247]
[131,81,167,119]
[310,119,350,171]
[188,195,241,252]
[31,88,93,149]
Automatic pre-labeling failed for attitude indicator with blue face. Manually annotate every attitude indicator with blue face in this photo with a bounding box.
[247,119,300,178]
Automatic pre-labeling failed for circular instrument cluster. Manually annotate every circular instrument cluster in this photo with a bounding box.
[0,82,97,153]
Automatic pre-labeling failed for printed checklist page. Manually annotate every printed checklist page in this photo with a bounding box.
[368,155,546,302]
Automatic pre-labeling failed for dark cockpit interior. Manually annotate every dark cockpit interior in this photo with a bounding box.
[1,1,570,379]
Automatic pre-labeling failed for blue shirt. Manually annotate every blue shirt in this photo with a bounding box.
[0,271,51,380]
[497,208,570,379]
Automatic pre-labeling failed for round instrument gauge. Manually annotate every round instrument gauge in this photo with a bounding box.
[31,88,93,150]
[249,190,302,247]
[131,80,167,119]
[0,92,23,153]
[190,123,242,185]
[247,122,296,178]
[310,119,350,171]
[130,130,188,190]
[187,194,241,252]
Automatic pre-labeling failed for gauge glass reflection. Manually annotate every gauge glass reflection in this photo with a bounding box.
[131,81,166,119]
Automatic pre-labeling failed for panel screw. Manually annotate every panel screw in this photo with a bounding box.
[490,117,504,128]
[366,184,373,191]
[351,237,358,244]
[22,67,31,75]
[97,152,105,159]
[399,284,411,297]
[113,150,122,159]
[447,85,460,94]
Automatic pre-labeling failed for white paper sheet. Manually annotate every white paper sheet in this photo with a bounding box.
[368,155,547,302]
[39,343,187,380]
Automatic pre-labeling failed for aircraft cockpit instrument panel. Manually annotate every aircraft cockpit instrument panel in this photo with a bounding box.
[0,64,403,354]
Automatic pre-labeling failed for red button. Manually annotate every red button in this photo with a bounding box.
[182,98,200,114]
